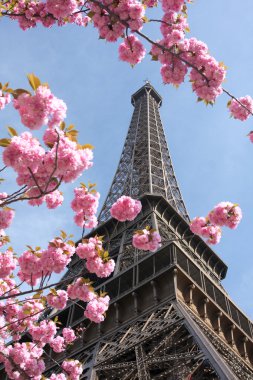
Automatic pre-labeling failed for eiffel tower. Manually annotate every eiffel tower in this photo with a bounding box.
[44,82,253,379]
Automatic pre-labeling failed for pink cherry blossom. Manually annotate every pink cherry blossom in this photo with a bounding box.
[41,238,75,274]
[248,131,253,143]
[3,132,45,175]
[71,186,99,227]
[161,59,187,86]
[208,202,242,229]
[50,336,65,353]
[71,187,100,214]
[0,91,11,110]
[46,0,78,19]
[43,126,64,146]
[18,249,43,285]
[74,212,98,229]
[190,216,207,235]
[49,373,67,380]
[47,289,68,309]
[86,257,115,278]
[44,135,93,183]
[84,295,110,323]
[201,224,222,245]
[228,96,253,121]
[160,11,188,37]
[0,250,17,279]
[132,227,161,252]
[119,35,146,66]
[61,360,83,380]
[5,342,45,379]
[67,278,96,302]
[0,208,15,230]
[110,195,142,221]
[30,320,57,345]
[50,374,67,380]
[190,216,222,245]
[76,237,103,260]
[62,328,76,344]
[45,190,64,209]
[13,85,67,130]
[161,0,185,12]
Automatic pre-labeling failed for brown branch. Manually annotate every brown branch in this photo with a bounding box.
[2,2,252,116]
[0,272,82,301]
[0,306,48,331]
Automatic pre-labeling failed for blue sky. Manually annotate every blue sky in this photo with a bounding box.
[0,1,253,318]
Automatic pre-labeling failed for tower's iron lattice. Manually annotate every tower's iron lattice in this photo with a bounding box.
[98,83,189,224]
[3,82,253,380]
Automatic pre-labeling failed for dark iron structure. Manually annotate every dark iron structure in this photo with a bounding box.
[23,83,253,379]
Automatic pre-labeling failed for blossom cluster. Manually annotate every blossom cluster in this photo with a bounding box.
[152,32,226,103]
[13,85,67,130]
[76,236,115,277]
[71,185,100,229]
[47,289,68,309]
[67,277,110,323]
[190,202,242,245]
[228,96,253,122]
[132,226,161,252]
[2,129,93,212]
[110,195,142,221]
[0,337,81,380]
[7,0,89,30]
[1,1,252,122]
[119,35,146,66]
[0,76,94,232]
[0,74,107,380]
[88,0,145,42]
[17,237,75,285]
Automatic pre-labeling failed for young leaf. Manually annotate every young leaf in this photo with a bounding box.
[60,230,67,239]
[7,126,18,137]
[82,144,94,150]
[27,73,41,91]
[0,138,11,147]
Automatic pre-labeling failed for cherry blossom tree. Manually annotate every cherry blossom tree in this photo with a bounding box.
[0,74,149,379]
[0,0,253,132]
[0,0,248,378]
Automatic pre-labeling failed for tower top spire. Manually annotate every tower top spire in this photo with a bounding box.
[131,81,162,107]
